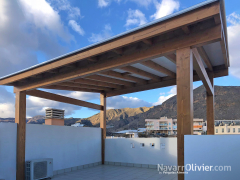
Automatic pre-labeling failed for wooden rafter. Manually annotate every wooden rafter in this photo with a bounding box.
[112,48,123,55]
[41,85,102,93]
[26,89,102,110]
[106,65,227,97]
[71,78,123,89]
[182,25,190,34]
[86,75,135,87]
[120,66,161,81]
[197,47,213,71]
[140,60,176,78]
[164,54,176,64]
[58,82,113,91]
[142,39,152,45]
[192,48,214,96]
[100,71,147,84]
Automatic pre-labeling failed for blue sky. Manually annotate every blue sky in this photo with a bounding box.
[0,0,240,119]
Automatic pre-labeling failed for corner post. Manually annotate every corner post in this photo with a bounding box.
[15,91,26,180]
[100,92,106,164]
[207,72,215,134]
[176,47,193,180]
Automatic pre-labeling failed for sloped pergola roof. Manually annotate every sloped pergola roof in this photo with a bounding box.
[0,0,228,97]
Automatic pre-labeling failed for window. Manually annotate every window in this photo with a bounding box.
[233,128,235,133]
[222,128,224,133]
[228,128,230,133]
[169,123,171,125]
[238,128,240,133]
[140,143,145,148]
[216,129,218,133]
[169,127,171,130]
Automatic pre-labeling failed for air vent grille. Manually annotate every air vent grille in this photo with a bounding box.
[34,161,47,179]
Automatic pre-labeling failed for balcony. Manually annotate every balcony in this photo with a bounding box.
[145,123,154,126]
[159,127,168,130]
[159,123,168,126]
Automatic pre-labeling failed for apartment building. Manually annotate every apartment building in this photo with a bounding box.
[145,117,203,135]
[215,124,240,135]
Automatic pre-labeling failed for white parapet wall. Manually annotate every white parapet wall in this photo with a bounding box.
[0,123,17,180]
[105,138,177,168]
[0,123,101,180]
[184,135,239,180]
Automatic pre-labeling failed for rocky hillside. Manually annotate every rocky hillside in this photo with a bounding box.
[1,86,240,132]
[76,106,153,127]
[78,86,240,131]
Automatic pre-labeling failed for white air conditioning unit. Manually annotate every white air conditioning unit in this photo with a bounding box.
[26,158,53,180]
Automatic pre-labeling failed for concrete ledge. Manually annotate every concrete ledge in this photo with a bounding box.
[53,161,101,176]
[106,162,158,169]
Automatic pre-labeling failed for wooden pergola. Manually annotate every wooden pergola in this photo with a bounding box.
[0,0,229,179]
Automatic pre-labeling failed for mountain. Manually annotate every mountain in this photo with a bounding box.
[78,85,240,131]
[1,86,240,132]
[76,106,153,128]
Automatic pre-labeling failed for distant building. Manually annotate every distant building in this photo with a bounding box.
[71,123,84,127]
[113,128,146,138]
[145,117,204,135]
[215,122,240,135]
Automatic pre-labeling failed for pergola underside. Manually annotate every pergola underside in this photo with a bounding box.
[0,1,229,180]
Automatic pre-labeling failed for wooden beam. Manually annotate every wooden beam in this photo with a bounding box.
[192,48,214,96]
[26,89,103,110]
[0,3,220,86]
[214,14,221,25]
[207,72,215,135]
[15,91,26,180]
[71,78,123,89]
[100,71,147,84]
[140,60,176,77]
[106,65,228,97]
[13,25,222,91]
[100,93,106,164]
[182,25,190,34]
[86,75,135,87]
[41,85,102,93]
[165,54,176,64]
[112,48,123,55]
[142,39,152,45]
[121,66,161,81]
[88,57,98,62]
[197,47,213,71]
[176,47,193,180]
[220,30,229,67]
[58,82,113,91]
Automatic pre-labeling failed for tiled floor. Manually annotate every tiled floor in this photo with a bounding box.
[52,165,178,180]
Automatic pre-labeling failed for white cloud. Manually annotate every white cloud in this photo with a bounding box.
[48,0,82,20]
[98,0,121,8]
[88,24,113,43]
[151,0,180,20]
[68,20,85,36]
[19,0,73,42]
[153,86,176,105]
[98,0,110,7]
[129,0,153,8]
[125,9,147,28]
[0,0,74,79]
[107,96,152,109]
[47,0,84,35]
[227,12,240,78]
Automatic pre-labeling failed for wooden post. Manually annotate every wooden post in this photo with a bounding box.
[100,92,106,164]
[207,72,215,134]
[15,91,26,180]
[177,47,193,180]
